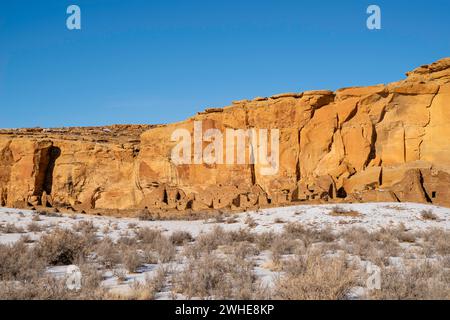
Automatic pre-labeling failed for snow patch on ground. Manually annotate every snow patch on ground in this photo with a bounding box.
[1,202,449,246]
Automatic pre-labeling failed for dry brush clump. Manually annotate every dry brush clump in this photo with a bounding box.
[125,267,167,300]
[0,234,107,300]
[0,223,26,234]
[340,227,402,266]
[172,252,257,299]
[36,228,90,265]
[0,238,45,281]
[329,206,362,217]
[420,209,438,221]
[136,227,176,263]
[122,247,142,273]
[183,227,257,259]
[170,230,193,245]
[27,222,43,233]
[370,261,450,300]
[273,251,359,300]
[419,228,450,256]
[95,236,122,268]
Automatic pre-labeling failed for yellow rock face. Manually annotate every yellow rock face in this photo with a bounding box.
[1,58,450,215]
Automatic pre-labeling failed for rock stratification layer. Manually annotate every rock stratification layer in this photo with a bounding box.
[1,58,450,215]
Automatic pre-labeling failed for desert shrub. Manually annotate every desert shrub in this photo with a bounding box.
[117,236,137,246]
[0,275,70,300]
[224,229,255,244]
[254,231,275,250]
[396,231,416,243]
[274,218,285,224]
[20,234,36,244]
[102,225,110,233]
[136,227,162,244]
[384,224,417,244]
[0,239,45,281]
[234,241,260,259]
[342,228,376,258]
[193,227,227,254]
[274,252,357,300]
[36,228,88,265]
[244,215,258,228]
[27,222,43,232]
[315,227,336,243]
[137,209,160,221]
[329,206,362,217]
[283,223,335,245]
[369,228,401,258]
[73,220,98,246]
[172,253,256,299]
[420,228,450,256]
[153,236,176,263]
[136,227,175,262]
[170,231,193,245]
[1,223,25,234]
[113,268,128,283]
[279,254,307,276]
[186,228,256,259]
[270,236,299,263]
[341,227,400,264]
[127,222,137,229]
[225,216,238,224]
[371,262,450,300]
[141,246,159,264]
[283,222,308,239]
[126,267,167,300]
[420,210,438,221]
[38,209,62,218]
[74,263,107,299]
[73,220,98,234]
[123,248,142,273]
[95,237,121,268]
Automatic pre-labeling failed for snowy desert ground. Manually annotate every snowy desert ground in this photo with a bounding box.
[0,202,449,300]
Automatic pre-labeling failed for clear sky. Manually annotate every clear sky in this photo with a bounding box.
[0,0,449,128]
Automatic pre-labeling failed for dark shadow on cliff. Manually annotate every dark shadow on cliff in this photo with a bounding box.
[43,146,61,196]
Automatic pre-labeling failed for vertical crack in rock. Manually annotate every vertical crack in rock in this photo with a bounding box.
[364,123,378,169]
[419,91,439,159]
[295,128,301,182]
[419,170,433,203]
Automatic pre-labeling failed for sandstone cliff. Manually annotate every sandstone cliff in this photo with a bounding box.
[1,58,450,215]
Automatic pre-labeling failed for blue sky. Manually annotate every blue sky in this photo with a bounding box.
[0,0,449,128]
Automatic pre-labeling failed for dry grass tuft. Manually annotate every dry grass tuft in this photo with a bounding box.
[274,252,358,300]
[370,262,450,300]
[329,206,362,217]
[420,210,438,221]
[170,231,193,245]
[172,253,256,299]
[27,222,43,233]
[0,223,25,234]
[36,228,89,265]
